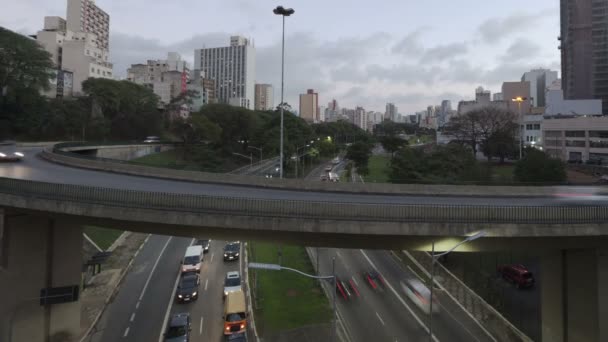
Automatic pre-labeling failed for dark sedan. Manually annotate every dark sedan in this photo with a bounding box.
[176,273,200,303]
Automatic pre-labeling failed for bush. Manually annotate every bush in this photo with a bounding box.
[514,148,566,183]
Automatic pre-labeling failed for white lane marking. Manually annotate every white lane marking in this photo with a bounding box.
[130,312,135,322]
[123,327,130,338]
[199,317,204,335]
[135,301,140,309]
[391,251,403,262]
[351,276,359,286]
[210,253,214,263]
[158,238,195,342]
[360,250,439,342]
[204,279,209,291]
[407,265,425,282]
[375,312,386,326]
[139,237,173,301]
[436,300,482,342]
[336,251,342,258]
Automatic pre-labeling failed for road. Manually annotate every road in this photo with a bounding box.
[306,159,495,342]
[88,235,244,342]
[1,146,606,207]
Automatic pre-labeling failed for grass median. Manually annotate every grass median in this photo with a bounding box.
[248,242,332,337]
[365,155,390,183]
[84,226,123,251]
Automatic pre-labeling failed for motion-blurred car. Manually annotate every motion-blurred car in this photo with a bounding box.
[401,278,439,314]
[0,151,24,162]
[163,313,191,342]
[143,136,161,143]
[176,273,200,303]
[497,264,535,288]
[335,276,359,300]
[363,270,385,290]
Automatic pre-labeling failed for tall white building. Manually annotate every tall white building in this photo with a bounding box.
[36,0,113,96]
[521,69,558,107]
[194,36,255,109]
[354,107,367,131]
[254,84,274,111]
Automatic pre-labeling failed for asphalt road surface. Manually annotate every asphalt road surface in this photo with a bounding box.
[2,147,605,207]
[88,235,244,342]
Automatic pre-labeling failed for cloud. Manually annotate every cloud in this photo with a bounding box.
[391,28,427,56]
[499,38,541,63]
[477,11,548,44]
[422,42,469,62]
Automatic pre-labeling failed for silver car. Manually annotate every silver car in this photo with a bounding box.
[223,271,242,299]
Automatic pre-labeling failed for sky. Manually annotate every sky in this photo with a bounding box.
[1,0,561,114]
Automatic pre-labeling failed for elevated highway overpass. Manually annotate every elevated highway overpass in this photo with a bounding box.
[0,143,607,342]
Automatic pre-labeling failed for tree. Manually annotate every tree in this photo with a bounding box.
[0,27,54,139]
[481,129,518,163]
[380,136,408,160]
[346,141,372,174]
[514,148,566,183]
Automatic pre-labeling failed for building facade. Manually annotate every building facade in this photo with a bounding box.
[543,115,608,162]
[193,36,255,109]
[560,0,608,114]
[521,69,558,107]
[254,84,274,111]
[385,103,397,121]
[127,52,190,106]
[545,79,602,116]
[299,89,319,122]
[66,0,109,50]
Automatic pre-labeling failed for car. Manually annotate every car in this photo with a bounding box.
[0,151,24,162]
[320,174,328,181]
[363,270,385,290]
[223,271,242,298]
[401,278,439,314]
[332,157,341,165]
[324,165,333,172]
[335,276,359,300]
[143,136,161,143]
[497,264,535,288]
[195,239,210,253]
[223,242,241,261]
[176,273,200,303]
[163,313,191,342]
[225,332,247,341]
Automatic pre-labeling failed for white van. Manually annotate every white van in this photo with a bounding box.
[181,245,203,273]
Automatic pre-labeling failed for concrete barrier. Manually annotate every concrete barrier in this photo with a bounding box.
[41,145,558,197]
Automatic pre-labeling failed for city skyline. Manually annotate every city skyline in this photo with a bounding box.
[2,0,560,112]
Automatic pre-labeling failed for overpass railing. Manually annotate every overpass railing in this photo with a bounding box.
[1,177,608,224]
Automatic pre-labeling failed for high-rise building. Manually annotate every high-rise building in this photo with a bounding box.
[354,106,367,130]
[194,36,255,109]
[254,84,274,111]
[66,0,109,50]
[560,0,608,114]
[35,0,113,97]
[493,92,504,101]
[127,52,189,105]
[521,69,558,107]
[385,103,397,121]
[475,86,491,104]
[299,89,319,123]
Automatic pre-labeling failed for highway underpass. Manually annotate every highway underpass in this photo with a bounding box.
[0,144,607,342]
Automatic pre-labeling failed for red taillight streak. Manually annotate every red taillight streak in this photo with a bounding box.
[336,281,348,300]
[349,279,360,297]
[366,275,377,289]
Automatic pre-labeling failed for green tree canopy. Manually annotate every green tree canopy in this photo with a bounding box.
[346,141,373,175]
[514,148,566,183]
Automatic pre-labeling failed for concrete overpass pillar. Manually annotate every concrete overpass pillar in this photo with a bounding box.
[541,249,608,342]
[0,210,82,342]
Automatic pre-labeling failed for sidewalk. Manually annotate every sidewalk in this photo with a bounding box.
[78,232,149,342]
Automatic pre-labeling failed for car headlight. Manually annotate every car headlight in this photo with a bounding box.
[14,152,24,157]
[225,327,230,331]
[224,291,228,296]
[0,153,5,157]
[235,253,239,256]
[178,294,183,298]
[192,292,197,296]
[224,253,228,257]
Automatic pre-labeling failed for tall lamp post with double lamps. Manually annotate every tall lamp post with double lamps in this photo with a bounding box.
[511,96,527,160]
[273,5,295,179]
[428,231,486,341]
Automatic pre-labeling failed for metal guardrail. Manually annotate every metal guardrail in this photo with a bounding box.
[1,177,608,224]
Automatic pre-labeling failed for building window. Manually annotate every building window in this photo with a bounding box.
[589,130,608,138]
[534,124,541,130]
[565,140,586,147]
[565,130,585,137]
[91,67,94,73]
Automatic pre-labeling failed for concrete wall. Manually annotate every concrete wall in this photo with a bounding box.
[0,210,82,342]
[63,144,173,161]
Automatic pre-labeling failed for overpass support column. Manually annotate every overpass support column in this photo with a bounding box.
[541,249,608,342]
[0,210,83,342]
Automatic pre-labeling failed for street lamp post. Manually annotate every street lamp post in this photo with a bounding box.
[248,145,263,163]
[249,258,337,341]
[428,231,486,342]
[294,144,310,179]
[511,96,527,160]
[232,152,253,168]
[273,6,295,179]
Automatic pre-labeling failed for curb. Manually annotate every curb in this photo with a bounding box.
[78,234,150,342]
[243,242,261,341]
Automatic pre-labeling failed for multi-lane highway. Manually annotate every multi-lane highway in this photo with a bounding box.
[1,146,606,207]
[88,235,244,342]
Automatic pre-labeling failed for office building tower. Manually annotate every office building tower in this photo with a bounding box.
[299,89,319,122]
[385,103,397,121]
[194,36,255,109]
[255,84,274,111]
[521,69,558,107]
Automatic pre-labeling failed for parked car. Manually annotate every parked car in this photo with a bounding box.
[0,151,24,162]
[195,239,210,253]
[223,242,241,261]
[497,264,535,288]
[176,273,200,303]
[163,313,191,342]
[223,271,242,298]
